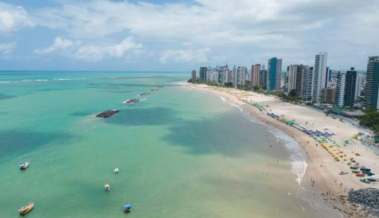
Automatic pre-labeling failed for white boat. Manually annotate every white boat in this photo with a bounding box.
[20,162,30,170]
[114,168,119,173]
[104,184,110,191]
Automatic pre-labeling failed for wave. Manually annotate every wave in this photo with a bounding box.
[21,79,48,82]
[219,96,227,102]
[0,81,11,84]
[229,103,243,112]
[268,127,308,186]
[53,78,88,81]
[246,112,307,186]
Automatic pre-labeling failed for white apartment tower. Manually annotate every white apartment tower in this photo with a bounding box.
[312,52,328,103]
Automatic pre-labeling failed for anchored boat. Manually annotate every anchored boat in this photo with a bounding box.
[19,203,34,215]
[105,184,110,191]
[20,162,30,170]
[124,203,132,213]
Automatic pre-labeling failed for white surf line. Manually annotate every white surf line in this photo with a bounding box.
[229,103,243,112]
[219,96,227,102]
[249,113,308,186]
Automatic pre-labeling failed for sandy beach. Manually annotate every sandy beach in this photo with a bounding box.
[183,82,379,218]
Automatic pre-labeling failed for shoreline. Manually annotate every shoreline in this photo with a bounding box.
[181,81,378,218]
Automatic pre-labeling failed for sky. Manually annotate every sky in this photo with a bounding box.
[0,0,378,71]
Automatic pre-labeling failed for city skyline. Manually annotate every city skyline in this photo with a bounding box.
[0,0,379,71]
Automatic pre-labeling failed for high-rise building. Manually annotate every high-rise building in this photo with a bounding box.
[217,65,229,85]
[267,57,282,91]
[295,65,307,97]
[364,56,379,109]
[345,68,357,108]
[337,68,357,108]
[199,67,207,82]
[355,74,366,98]
[336,71,346,107]
[288,65,308,96]
[312,52,328,102]
[251,64,261,86]
[287,65,303,92]
[281,73,288,91]
[260,70,267,87]
[301,67,313,100]
[191,70,196,80]
[236,66,247,86]
[321,88,336,104]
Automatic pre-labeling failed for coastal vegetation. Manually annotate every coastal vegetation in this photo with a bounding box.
[360,108,379,136]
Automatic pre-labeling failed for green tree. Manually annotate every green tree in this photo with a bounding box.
[360,108,379,136]
[288,89,297,97]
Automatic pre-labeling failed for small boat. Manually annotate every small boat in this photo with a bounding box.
[20,162,30,170]
[114,168,119,173]
[339,171,348,175]
[19,202,34,215]
[352,170,360,174]
[104,184,110,191]
[124,203,132,213]
[361,168,371,172]
[360,179,371,184]
[356,173,365,177]
[350,165,359,170]
[367,177,377,182]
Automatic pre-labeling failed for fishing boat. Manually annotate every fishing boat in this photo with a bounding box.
[104,184,110,191]
[20,162,30,170]
[356,173,365,177]
[360,179,371,184]
[339,171,349,175]
[124,203,132,213]
[114,168,119,173]
[19,203,34,215]
[367,177,377,182]
[350,165,359,170]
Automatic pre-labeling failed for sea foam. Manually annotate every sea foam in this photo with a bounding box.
[269,128,308,186]
[219,96,227,102]
[248,112,307,186]
[229,103,243,112]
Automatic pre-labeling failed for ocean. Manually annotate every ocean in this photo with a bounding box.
[0,72,337,217]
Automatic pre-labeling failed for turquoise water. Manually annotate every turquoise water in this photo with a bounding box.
[0,72,336,218]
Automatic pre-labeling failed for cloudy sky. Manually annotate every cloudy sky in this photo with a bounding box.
[0,0,378,71]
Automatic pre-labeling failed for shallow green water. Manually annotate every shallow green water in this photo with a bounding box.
[0,72,338,218]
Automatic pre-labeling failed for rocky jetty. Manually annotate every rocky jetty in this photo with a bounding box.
[349,188,379,216]
[140,93,150,97]
[123,99,139,104]
[96,109,119,118]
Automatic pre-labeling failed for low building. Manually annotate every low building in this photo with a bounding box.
[321,88,336,104]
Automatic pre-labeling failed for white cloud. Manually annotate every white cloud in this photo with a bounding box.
[0,42,16,55]
[74,37,143,62]
[34,37,81,54]
[160,48,211,64]
[0,2,33,32]
[2,0,379,69]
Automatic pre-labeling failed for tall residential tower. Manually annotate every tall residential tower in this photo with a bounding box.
[365,56,379,109]
[267,57,282,91]
[312,52,328,103]
[251,64,261,87]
